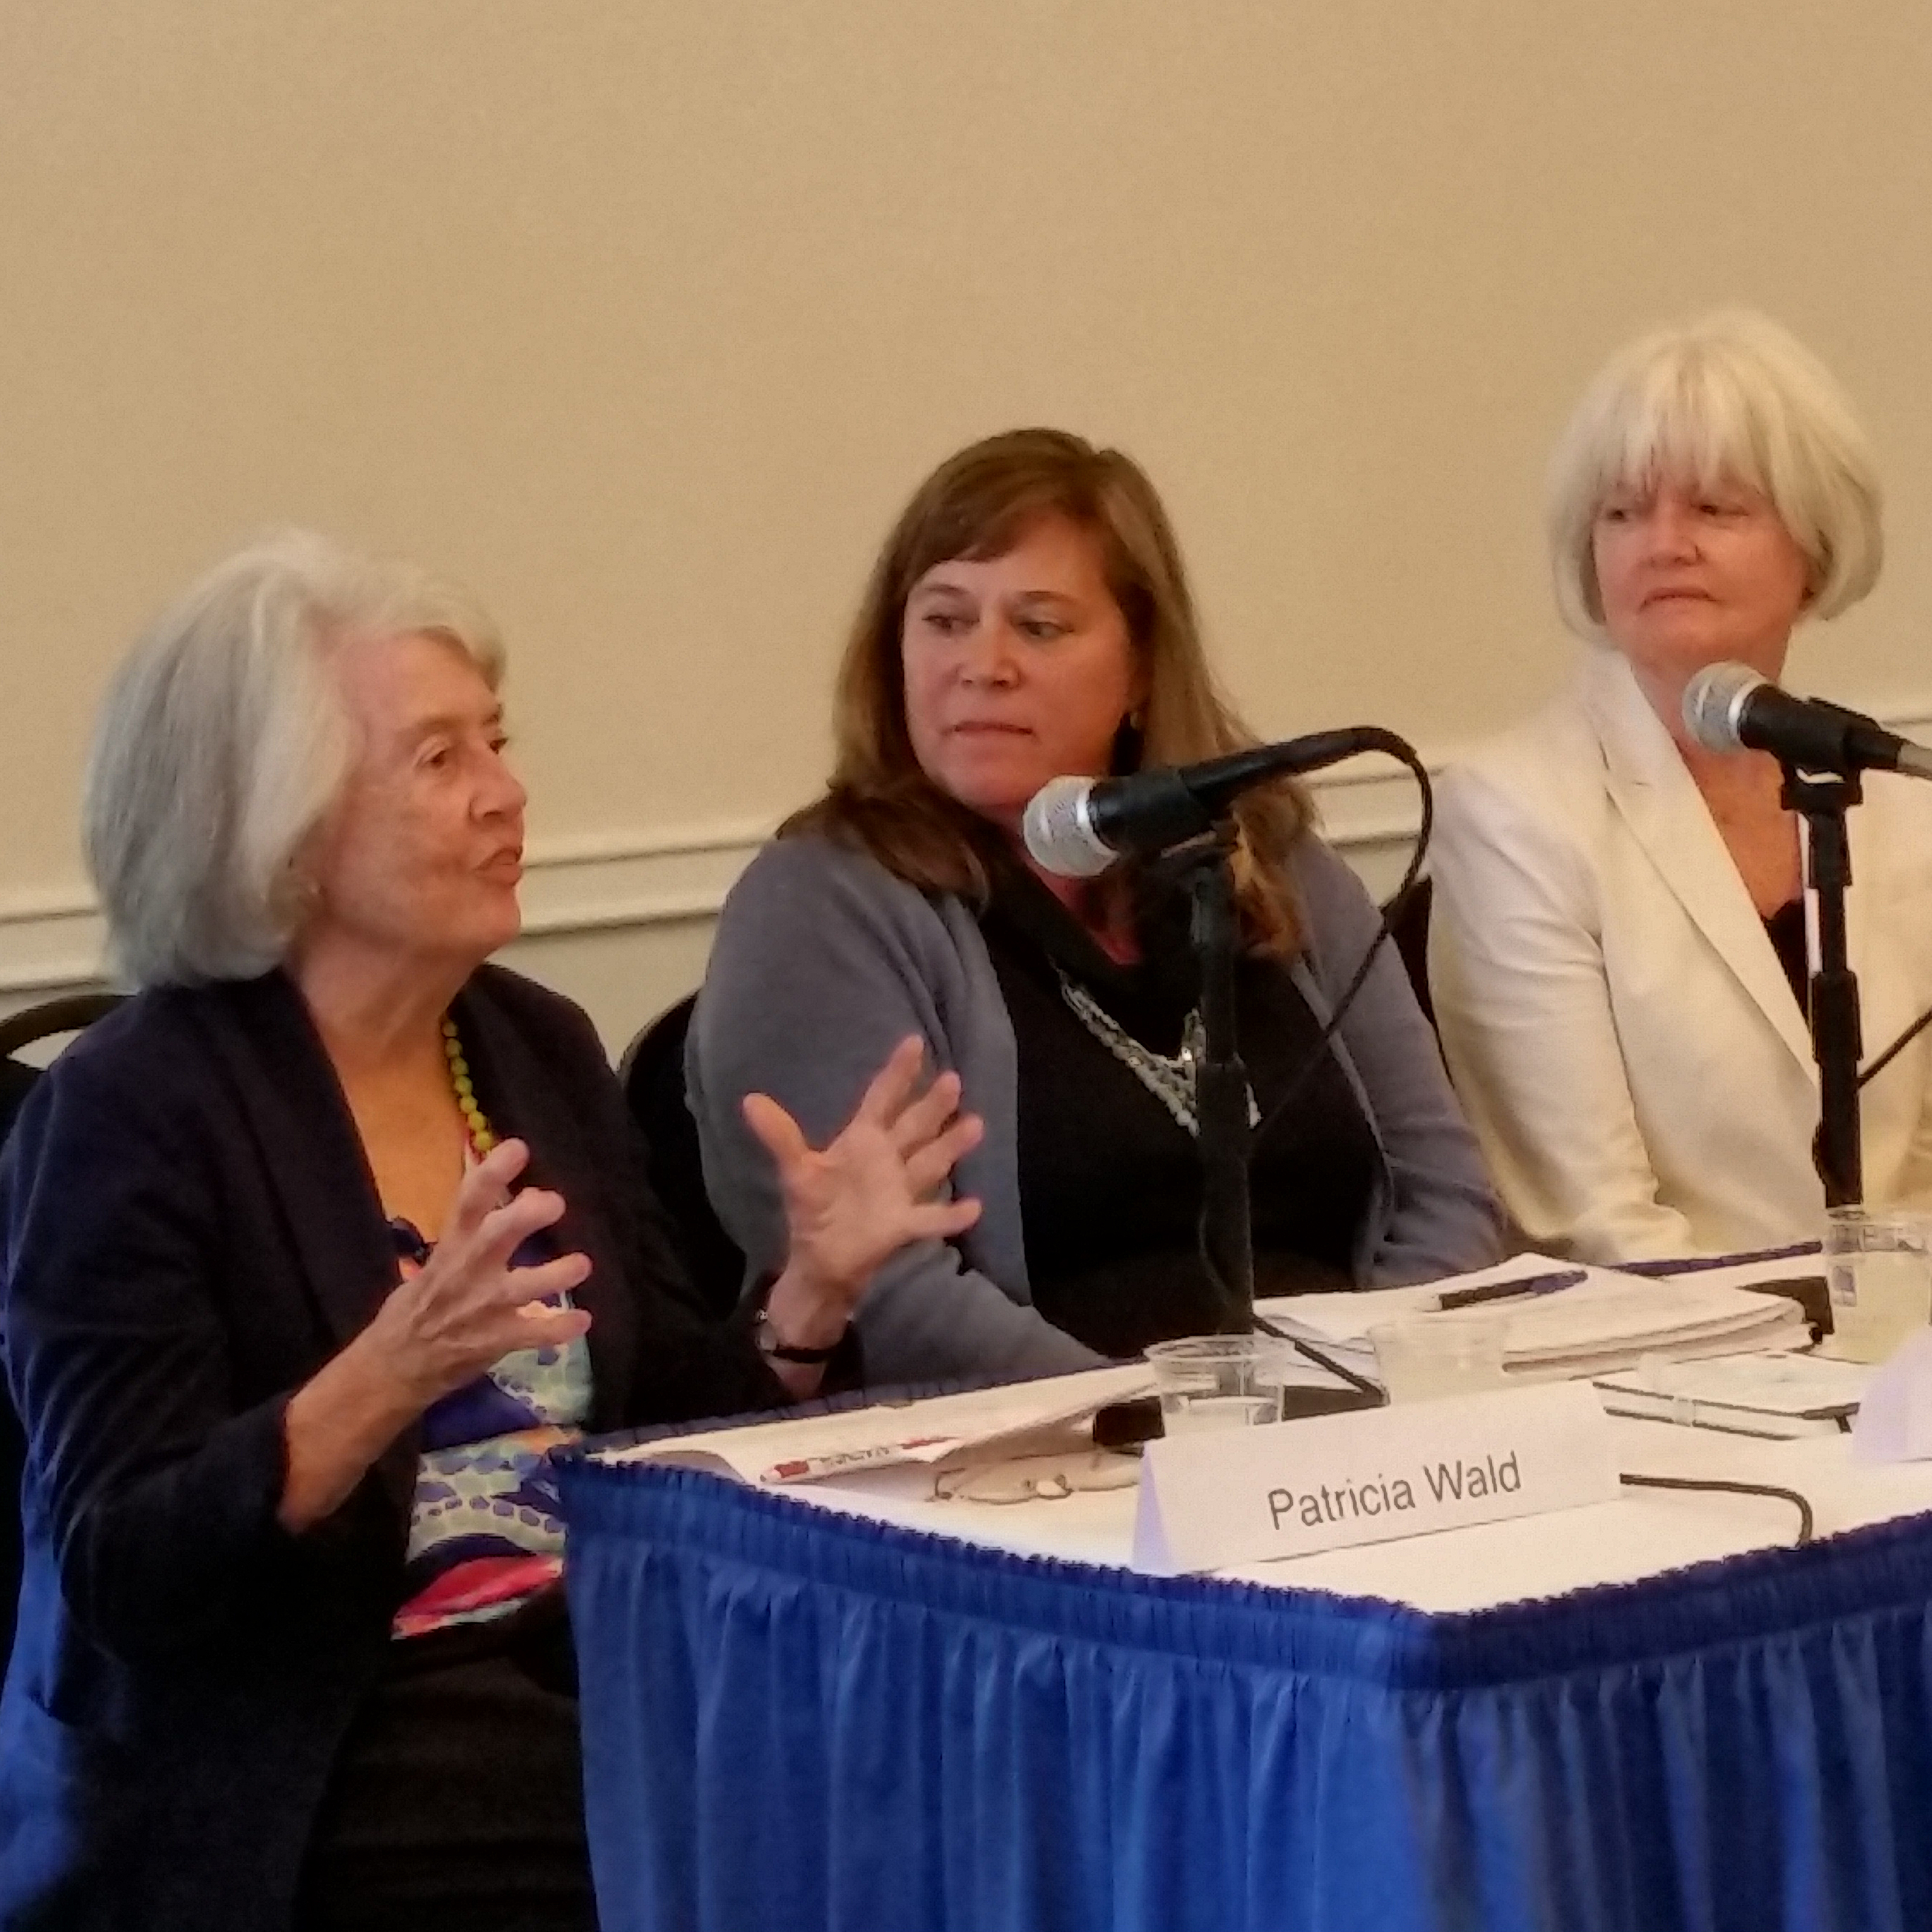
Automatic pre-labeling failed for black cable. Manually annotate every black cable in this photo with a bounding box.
[1250,1310,1387,1399]
[1249,743,1434,1153]
[1191,742,1434,1336]
[1858,1001,1932,1091]
[1618,1471,1814,1545]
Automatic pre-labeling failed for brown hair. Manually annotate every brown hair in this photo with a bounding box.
[784,427,1310,954]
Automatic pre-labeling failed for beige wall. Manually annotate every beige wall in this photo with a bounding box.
[5,4,1931,1049]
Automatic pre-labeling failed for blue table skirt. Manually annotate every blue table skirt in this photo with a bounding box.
[559,1458,1932,1932]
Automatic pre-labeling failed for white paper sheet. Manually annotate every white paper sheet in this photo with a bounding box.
[593,1362,1160,1484]
[1596,1352,1868,1435]
[1258,1255,1805,1381]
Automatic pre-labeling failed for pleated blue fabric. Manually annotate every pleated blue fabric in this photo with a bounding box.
[559,1458,1932,1932]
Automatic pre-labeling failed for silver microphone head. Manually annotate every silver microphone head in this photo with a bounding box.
[1682,661,1768,754]
[1022,776,1117,878]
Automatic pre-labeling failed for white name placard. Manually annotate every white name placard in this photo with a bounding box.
[1133,1381,1618,1576]
[1854,1327,1932,1462]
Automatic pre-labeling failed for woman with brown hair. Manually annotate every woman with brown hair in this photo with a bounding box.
[689,429,1499,1382]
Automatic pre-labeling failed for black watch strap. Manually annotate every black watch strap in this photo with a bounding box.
[752,1308,845,1365]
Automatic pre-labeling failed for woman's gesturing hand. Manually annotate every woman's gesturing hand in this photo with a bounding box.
[279,1139,590,1532]
[744,1037,983,1353]
[364,1139,593,1408]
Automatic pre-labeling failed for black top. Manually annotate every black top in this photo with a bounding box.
[979,862,1380,1357]
[1764,898,1808,1012]
[0,967,784,1932]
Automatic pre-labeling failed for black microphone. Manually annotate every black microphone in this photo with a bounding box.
[1682,663,1932,780]
[1022,727,1412,877]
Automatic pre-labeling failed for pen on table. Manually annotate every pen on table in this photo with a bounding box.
[1435,1268,1588,1312]
[761,1437,955,1484]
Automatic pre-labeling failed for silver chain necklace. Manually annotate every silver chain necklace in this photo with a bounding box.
[1055,967,1258,1138]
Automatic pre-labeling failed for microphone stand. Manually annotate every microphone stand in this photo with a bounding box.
[1170,825,1255,1330]
[1782,765,1864,1206]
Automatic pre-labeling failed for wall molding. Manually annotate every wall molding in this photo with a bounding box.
[0,815,781,997]
[6,696,1930,1000]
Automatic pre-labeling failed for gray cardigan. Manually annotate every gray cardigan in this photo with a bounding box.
[688,831,1501,1384]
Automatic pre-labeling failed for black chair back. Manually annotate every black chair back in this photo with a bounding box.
[0,991,126,1677]
[0,992,124,1145]
[0,991,125,1063]
[619,995,748,1322]
[0,1062,35,1159]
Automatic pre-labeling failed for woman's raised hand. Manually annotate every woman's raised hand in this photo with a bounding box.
[363,1139,592,1409]
[744,1037,983,1342]
[280,1140,592,1532]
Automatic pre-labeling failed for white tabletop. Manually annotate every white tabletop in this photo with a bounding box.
[616,1373,1932,1615]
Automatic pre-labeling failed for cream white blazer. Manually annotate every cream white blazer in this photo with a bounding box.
[1429,648,1932,1263]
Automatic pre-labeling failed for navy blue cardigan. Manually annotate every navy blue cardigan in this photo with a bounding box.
[0,967,782,1930]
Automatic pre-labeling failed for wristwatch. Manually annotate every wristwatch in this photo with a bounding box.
[751,1307,845,1365]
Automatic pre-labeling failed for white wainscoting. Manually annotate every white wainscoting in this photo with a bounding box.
[6,700,1928,1055]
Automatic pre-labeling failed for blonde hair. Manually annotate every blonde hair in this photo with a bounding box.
[788,427,1311,954]
[84,530,504,987]
[1546,309,1883,641]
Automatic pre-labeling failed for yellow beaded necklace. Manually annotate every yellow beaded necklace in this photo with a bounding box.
[441,1014,496,1157]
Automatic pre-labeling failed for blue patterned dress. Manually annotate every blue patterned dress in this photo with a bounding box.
[386,1219,592,1639]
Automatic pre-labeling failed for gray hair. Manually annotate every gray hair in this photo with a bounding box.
[84,530,505,987]
[1546,309,1884,642]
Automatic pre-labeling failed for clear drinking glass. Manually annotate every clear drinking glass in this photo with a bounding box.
[1144,1335,1292,1435]
[1824,1206,1932,1364]
[1368,1310,1511,1403]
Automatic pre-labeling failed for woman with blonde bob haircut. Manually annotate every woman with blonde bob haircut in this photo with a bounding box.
[0,531,982,1930]
[1544,309,1883,643]
[1430,311,1932,1263]
[692,428,1500,1383]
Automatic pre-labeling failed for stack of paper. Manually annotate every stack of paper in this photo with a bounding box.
[1594,1351,1868,1438]
[1257,1253,1809,1384]
[593,1362,1158,1486]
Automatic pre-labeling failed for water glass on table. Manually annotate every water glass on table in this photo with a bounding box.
[1823,1206,1932,1364]
[1144,1335,1293,1434]
[1369,1310,1512,1403]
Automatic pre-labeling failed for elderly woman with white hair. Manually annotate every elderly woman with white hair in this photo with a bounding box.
[1429,310,1932,1263]
[0,534,983,1932]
